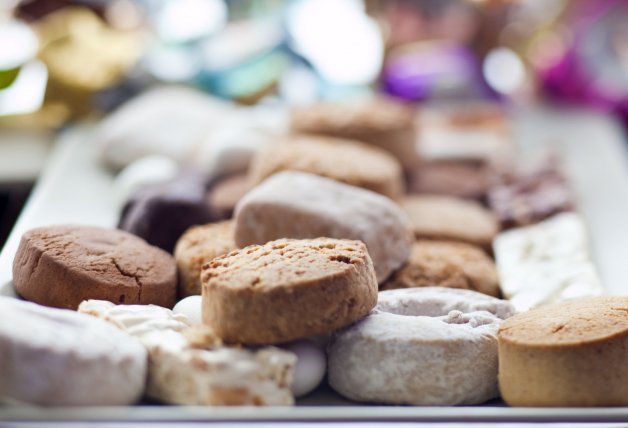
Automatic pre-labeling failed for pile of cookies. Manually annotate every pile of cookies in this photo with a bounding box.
[3,89,627,409]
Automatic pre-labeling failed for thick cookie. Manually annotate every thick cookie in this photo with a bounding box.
[498,296,628,407]
[249,136,404,200]
[206,173,250,220]
[382,240,500,297]
[402,195,499,250]
[174,220,238,297]
[291,97,419,171]
[234,171,413,283]
[408,160,491,201]
[201,238,378,344]
[0,297,147,406]
[13,225,177,309]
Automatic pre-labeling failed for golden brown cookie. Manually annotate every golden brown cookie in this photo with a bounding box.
[201,238,378,345]
[249,135,404,200]
[382,240,500,297]
[401,195,499,250]
[291,97,419,171]
[12,225,177,309]
[175,220,238,297]
[498,296,628,407]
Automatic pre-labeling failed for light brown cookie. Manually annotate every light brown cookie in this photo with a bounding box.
[401,195,499,250]
[207,174,251,220]
[408,160,491,201]
[498,296,628,407]
[12,225,177,309]
[201,238,378,345]
[291,97,419,171]
[249,135,404,200]
[382,240,500,297]
[175,220,238,297]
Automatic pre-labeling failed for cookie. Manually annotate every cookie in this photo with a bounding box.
[174,220,238,297]
[493,212,603,311]
[382,240,500,297]
[234,171,413,283]
[328,287,515,405]
[498,296,628,407]
[0,297,147,406]
[206,173,250,220]
[402,195,499,250]
[249,135,404,200]
[79,300,296,406]
[201,238,378,344]
[291,97,419,171]
[119,173,214,253]
[417,102,514,162]
[408,160,491,200]
[13,225,177,309]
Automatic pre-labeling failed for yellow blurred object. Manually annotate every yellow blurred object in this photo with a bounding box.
[34,7,145,122]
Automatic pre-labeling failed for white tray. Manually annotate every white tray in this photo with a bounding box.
[1,107,627,422]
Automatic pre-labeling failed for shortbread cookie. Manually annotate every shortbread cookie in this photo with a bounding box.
[408,160,491,200]
[493,213,603,311]
[291,97,419,171]
[382,240,500,297]
[0,297,147,406]
[235,171,413,282]
[402,195,499,250]
[249,136,404,200]
[174,220,238,297]
[79,300,296,406]
[13,225,177,309]
[328,287,516,405]
[119,173,214,253]
[201,238,378,344]
[498,296,628,407]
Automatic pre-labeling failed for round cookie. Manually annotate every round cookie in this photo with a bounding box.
[408,160,491,201]
[174,220,238,297]
[249,136,404,200]
[13,225,177,309]
[234,171,413,283]
[328,287,516,405]
[0,297,147,406]
[401,195,499,250]
[173,295,203,324]
[291,97,419,171]
[206,173,251,220]
[201,238,378,345]
[382,240,500,297]
[498,296,628,407]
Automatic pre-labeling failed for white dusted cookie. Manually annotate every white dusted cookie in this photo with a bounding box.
[79,300,296,406]
[328,287,516,405]
[0,297,147,406]
[493,212,603,311]
[234,171,413,283]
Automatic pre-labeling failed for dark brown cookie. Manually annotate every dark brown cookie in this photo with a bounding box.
[13,225,177,309]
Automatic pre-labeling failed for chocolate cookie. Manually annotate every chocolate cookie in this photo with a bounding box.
[382,240,500,297]
[12,225,177,309]
[201,238,378,345]
[402,195,499,250]
[175,220,238,297]
[291,97,419,171]
[249,135,404,200]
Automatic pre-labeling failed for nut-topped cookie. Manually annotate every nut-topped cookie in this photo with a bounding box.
[382,240,500,297]
[201,238,378,345]
[249,135,404,200]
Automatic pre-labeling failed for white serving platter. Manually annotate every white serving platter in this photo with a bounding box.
[0,107,627,422]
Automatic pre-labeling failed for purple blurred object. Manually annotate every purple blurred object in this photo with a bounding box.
[382,41,493,101]
[540,0,628,124]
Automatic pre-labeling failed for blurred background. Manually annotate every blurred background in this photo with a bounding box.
[1,0,628,244]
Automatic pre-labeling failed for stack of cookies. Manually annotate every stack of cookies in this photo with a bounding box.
[3,93,626,410]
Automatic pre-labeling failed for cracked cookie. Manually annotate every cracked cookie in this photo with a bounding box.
[382,240,500,297]
[201,238,378,345]
[12,225,177,310]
